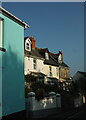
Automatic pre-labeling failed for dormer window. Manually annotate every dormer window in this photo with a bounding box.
[58,54,62,63]
[25,38,31,51]
[45,52,49,60]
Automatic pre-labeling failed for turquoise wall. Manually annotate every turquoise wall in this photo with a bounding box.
[0,14,25,116]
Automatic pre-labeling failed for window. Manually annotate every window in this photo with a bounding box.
[25,38,31,51]
[56,68,58,76]
[65,69,66,78]
[45,52,49,60]
[58,54,62,63]
[59,68,61,77]
[33,59,37,70]
[49,66,52,76]
[0,19,2,48]
[26,43,29,49]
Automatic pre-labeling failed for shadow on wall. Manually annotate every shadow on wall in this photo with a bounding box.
[2,45,25,116]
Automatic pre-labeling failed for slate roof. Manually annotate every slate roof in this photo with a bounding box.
[24,49,44,59]
[49,52,69,68]
[37,48,59,67]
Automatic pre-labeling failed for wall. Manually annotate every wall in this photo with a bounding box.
[26,92,61,118]
[24,56,44,74]
[61,68,65,79]
[66,69,70,78]
[60,68,70,79]
[44,64,59,79]
[0,14,25,116]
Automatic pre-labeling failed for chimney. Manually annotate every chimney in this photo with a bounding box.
[29,36,36,49]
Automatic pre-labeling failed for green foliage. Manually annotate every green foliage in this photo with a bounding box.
[72,77,86,97]
[35,88,46,101]
[25,74,60,100]
[25,74,37,83]
[77,77,86,96]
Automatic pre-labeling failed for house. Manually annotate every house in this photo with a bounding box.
[0,7,29,118]
[24,36,46,82]
[24,36,71,88]
[50,50,71,90]
[37,48,59,84]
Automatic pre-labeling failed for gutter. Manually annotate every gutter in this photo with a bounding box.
[0,7,30,29]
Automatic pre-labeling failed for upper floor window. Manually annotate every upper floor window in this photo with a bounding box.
[45,52,49,60]
[49,66,52,76]
[65,69,66,78]
[59,68,61,77]
[25,38,31,51]
[33,58,37,70]
[56,68,58,76]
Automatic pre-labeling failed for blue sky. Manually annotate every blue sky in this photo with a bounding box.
[2,2,84,76]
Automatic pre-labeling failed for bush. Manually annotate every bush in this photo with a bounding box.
[35,88,46,101]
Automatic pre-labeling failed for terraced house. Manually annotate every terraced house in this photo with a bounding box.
[24,36,71,90]
[0,7,29,118]
[24,36,45,82]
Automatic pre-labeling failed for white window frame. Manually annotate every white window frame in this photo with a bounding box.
[58,54,62,63]
[45,52,49,60]
[0,19,2,48]
[33,58,37,70]
[25,38,31,51]
[49,66,52,76]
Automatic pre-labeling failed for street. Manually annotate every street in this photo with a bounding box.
[46,104,86,120]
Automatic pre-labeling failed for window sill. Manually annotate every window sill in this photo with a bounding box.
[0,47,6,52]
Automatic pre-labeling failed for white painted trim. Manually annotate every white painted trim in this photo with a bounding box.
[0,7,30,29]
[0,20,2,48]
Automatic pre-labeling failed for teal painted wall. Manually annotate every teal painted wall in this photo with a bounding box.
[0,14,25,116]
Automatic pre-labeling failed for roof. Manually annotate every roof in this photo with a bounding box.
[38,48,69,68]
[0,7,29,29]
[31,72,46,77]
[38,48,59,67]
[47,77,58,81]
[49,52,69,68]
[24,49,44,60]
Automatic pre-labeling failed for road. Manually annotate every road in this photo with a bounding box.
[47,105,86,120]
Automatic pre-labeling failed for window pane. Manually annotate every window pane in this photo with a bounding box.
[33,59,36,69]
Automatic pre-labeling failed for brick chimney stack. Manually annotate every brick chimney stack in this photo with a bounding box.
[29,36,36,49]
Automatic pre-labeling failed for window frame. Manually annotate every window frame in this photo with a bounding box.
[25,38,31,51]
[45,52,49,60]
[56,68,58,76]
[33,58,37,70]
[49,66,52,76]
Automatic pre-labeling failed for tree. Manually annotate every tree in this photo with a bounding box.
[77,77,86,96]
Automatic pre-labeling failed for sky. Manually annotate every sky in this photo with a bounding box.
[2,2,84,77]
